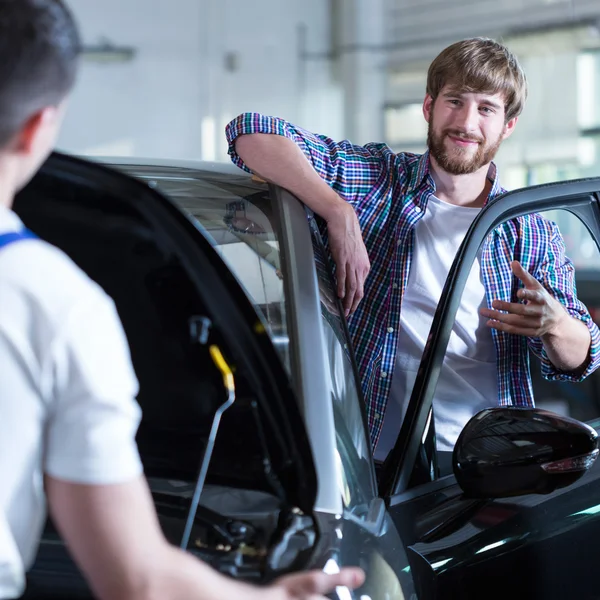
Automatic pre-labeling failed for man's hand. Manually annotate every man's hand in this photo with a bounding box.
[479,261,569,337]
[480,261,592,373]
[326,202,370,317]
[265,568,365,599]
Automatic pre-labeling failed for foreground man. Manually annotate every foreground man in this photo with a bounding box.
[226,38,600,469]
[0,1,364,598]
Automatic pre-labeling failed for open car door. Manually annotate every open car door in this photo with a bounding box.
[381,178,600,600]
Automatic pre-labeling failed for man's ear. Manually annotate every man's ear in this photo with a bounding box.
[12,107,58,154]
[422,94,434,122]
[502,116,518,141]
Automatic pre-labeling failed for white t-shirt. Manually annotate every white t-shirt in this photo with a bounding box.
[375,195,498,460]
[0,205,143,598]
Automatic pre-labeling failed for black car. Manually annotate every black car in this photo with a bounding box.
[13,153,600,600]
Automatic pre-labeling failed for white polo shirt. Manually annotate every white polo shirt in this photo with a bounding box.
[0,205,143,598]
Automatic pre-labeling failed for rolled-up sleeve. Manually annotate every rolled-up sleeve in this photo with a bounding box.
[225,112,384,205]
[527,222,600,381]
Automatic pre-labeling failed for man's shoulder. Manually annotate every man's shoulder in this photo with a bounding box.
[0,236,109,317]
[361,144,420,162]
[494,213,562,259]
[359,145,423,175]
[516,212,559,234]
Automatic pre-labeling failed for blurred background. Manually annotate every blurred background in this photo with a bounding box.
[60,0,600,187]
[58,0,600,419]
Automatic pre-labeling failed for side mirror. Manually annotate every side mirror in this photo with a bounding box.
[453,407,599,498]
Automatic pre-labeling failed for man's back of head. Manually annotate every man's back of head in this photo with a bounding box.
[0,0,79,200]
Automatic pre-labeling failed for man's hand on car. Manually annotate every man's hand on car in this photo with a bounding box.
[264,567,365,599]
[325,201,370,317]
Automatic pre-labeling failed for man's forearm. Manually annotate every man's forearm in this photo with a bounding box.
[234,133,347,222]
[541,315,592,373]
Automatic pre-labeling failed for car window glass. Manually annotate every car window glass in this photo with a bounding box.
[531,210,600,423]
[114,166,291,372]
[413,209,600,480]
[309,217,376,510]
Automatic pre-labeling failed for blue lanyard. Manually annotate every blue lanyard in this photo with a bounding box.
[0,229,38,249]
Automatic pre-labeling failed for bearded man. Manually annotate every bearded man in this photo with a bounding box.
[225,38,600,471]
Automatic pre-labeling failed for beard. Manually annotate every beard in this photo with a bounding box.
[427,117,503,176]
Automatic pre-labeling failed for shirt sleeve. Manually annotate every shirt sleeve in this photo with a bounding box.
[44,290,143,484]
[225,112,384,206]
[527,222,600,382]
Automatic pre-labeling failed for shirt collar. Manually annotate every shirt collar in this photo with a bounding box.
[408,150,503,207]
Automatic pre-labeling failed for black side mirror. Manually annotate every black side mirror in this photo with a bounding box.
[453,407,599,498]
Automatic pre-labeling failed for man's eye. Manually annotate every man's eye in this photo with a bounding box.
[480,107,493,114]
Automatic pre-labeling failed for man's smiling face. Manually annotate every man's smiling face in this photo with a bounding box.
[424,85,517,175]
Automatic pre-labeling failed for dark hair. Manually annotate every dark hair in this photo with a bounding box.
[427,38,527,121]
[0,0,80,146]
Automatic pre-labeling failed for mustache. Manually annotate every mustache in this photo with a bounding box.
[444,130,483,144]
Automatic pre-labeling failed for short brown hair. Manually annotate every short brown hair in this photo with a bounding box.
[0,0,80,146]
[426,38,527,121]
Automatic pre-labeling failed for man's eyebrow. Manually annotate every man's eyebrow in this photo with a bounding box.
[480,98,503,110]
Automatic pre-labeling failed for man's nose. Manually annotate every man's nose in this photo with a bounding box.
[454,104,479,133]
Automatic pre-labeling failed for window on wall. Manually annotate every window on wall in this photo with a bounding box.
[577,50,600,131]
[384,103,427,149]
[577,50,600,177]
[526,163,582,186]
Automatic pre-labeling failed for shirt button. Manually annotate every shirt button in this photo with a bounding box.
[392,283,399,289]
[381,372,388,379]
[414,206,423,213]
[387,327,394,333]
[374,412,381,420]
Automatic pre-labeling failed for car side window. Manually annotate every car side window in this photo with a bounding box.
[420,209,600,479]
[309,217,376,510]
[531,210,600,423]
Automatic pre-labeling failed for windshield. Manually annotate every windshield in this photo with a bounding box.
[114,164,290,372]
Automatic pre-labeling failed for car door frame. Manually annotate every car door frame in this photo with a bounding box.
[379,177,600,499]
[270,185,382,515]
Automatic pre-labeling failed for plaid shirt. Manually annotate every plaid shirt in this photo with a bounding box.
[226,113,600,448]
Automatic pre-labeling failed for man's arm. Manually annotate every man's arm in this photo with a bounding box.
[225,114,382,315]
[235,135,369,314]
[44,286,364,600]
[539,308,591,373]
[46,476,364,600]
[45,475,247,600]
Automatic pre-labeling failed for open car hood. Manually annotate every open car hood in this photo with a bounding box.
[13,152,318,514]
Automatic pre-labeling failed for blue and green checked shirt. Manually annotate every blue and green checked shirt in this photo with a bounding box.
[226,113,600,448]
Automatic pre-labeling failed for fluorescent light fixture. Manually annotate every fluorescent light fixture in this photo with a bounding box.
[81,41,136,64]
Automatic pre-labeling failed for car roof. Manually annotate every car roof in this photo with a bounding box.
[86,155,252,180]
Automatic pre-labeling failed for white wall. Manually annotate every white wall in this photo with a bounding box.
[58,0,341,162]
